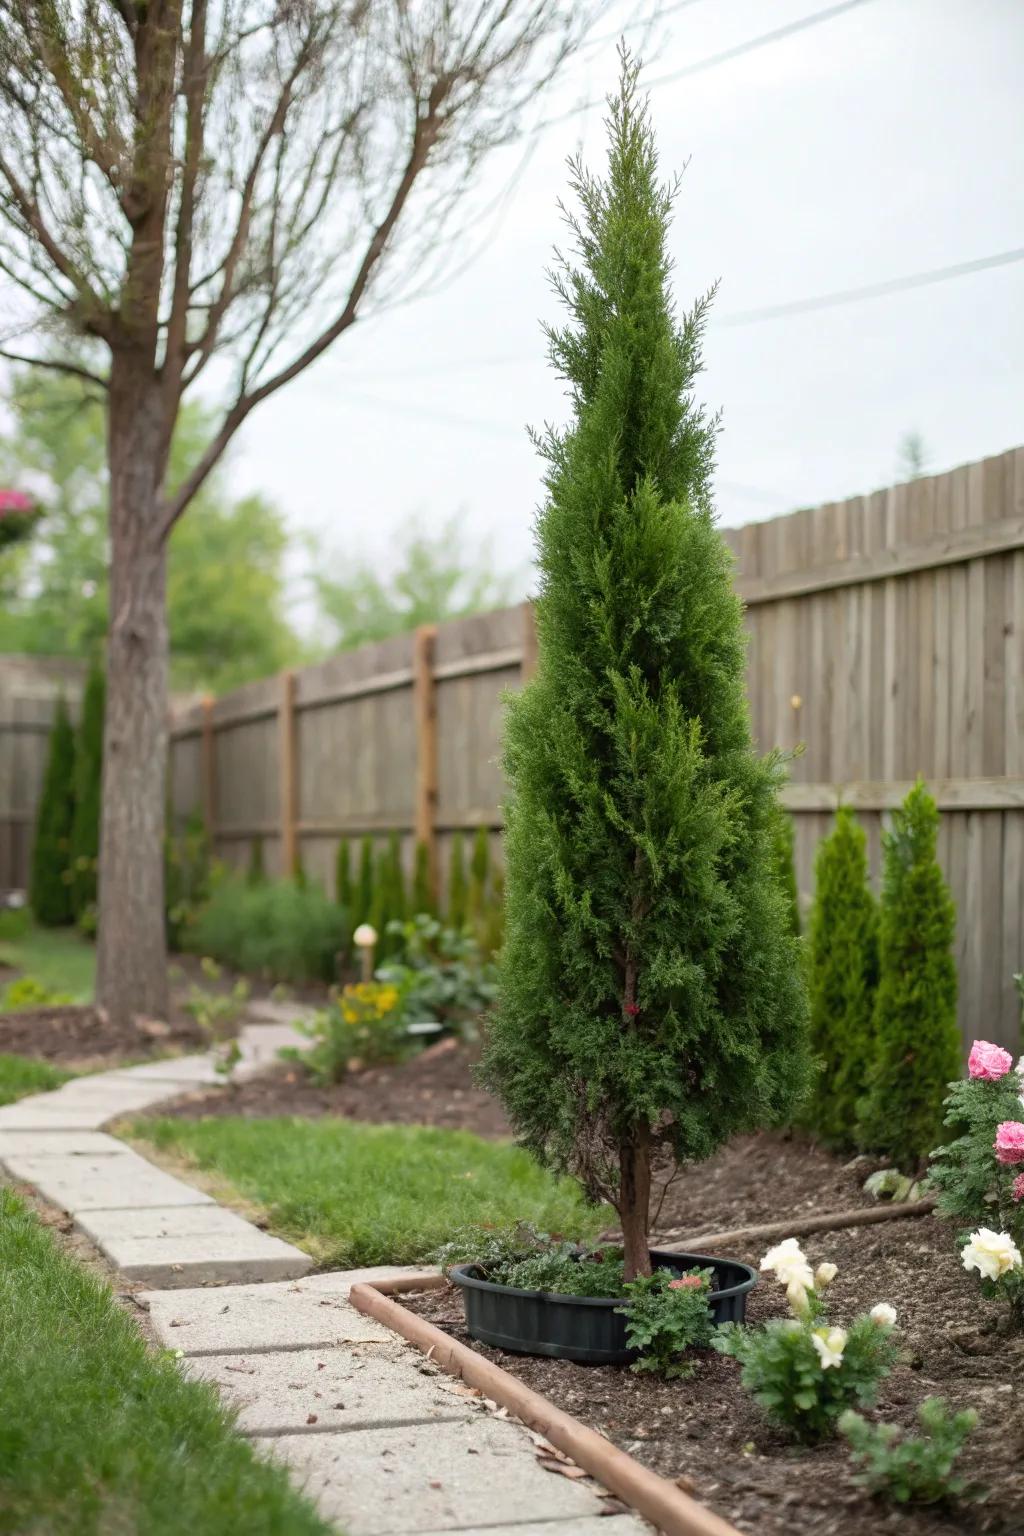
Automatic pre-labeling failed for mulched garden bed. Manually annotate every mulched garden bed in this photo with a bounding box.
[396,1168,1024,1536]
[0,1004,206,1070]
[147,1038,512,1139]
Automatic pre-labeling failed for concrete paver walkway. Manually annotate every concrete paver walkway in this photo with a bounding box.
[0,1015,651,1535]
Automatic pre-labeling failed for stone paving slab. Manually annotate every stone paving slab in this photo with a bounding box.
[109,1056,225,1086]
[415,1522,650,1536]
[0,1101,126,1130]
[270,1417,606,1535]
[0,1129,129,1158]
[2,1152,214,1212]
[186,1345,473,1437]
[76,1203,263,1244]
[96,1229,312,1287]
[42,1078,194,1109]
[143,1275,394,1354]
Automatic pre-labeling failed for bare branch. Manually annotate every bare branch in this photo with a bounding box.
[0,346,109,388]
[0,150,112,334]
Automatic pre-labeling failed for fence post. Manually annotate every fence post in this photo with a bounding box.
[199,694,216,840]
[413,625,439,903]
[521,600,538,682]
[279,670,298,878]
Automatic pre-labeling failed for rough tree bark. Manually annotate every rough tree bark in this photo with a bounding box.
[619,1123,653,1282]
[95,362,172,1025]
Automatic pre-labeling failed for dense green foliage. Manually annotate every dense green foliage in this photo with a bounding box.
[130,1117,604,1269]
[716,1313,898,1442]
[69,664,104,922]
[335,837,353,908]
[618,1268,715,1378]
[412,839,435,916]
[468,827,490,925]
[805,808,878,1144]
[447,833,468,930]
[858,782,960,1167]
[0,920,96,1000]
[377,914,498,1034]
[29,697,76,926]
[771,808,801,937]
[0,1189,331,1536]
[0,372,302,690]
[164,813,211,950]
[246,835,266,887]
[0,1052,70,1104]
[355,836,374,924]
[839,1398,979,1505]
[481,58,810,1270]
[185,878,347,984]
[371,833,406,958]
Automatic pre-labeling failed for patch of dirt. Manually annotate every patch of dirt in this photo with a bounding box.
[148,1037,512,1138]
[398,1203,1024,1536]
[0,1003,206,1070]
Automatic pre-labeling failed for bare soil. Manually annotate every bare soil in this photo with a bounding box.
[0,1003,207,1071]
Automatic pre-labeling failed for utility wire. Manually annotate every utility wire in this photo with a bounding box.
[646,0,879,88]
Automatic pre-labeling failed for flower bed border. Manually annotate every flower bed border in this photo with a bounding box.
[349,1272,742,1536]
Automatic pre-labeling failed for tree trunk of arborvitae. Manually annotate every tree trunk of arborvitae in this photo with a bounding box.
[95,363,172,1027]
[481,53,812,1281]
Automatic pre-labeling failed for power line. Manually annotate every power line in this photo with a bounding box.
[718,245,1024,325]
[646,0,880,89]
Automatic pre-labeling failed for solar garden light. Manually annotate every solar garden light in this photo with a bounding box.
[353,922,377,983]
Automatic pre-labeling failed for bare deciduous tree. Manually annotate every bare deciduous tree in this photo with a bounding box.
[0,0,601,1026]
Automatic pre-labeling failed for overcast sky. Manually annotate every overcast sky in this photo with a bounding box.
[210,0,1024,600]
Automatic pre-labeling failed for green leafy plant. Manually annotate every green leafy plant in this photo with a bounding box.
[377,914,497,1037]
[29,696,76,927]
[447,833,468,931]
[618,1267,715,1378]
[839,1397,980,1505]
[165,812,212,949]
[805,806,878,1146]
[412,840,435,917]
[1,974,75,1011]
[185,877,347,984]
[69,663,103,922]
[480,53,810,1282]
[858,781,960,1168]
[928,1043,1024,1323]
[182,958,250,1073]
[301,980,409,1084]
[336,838,353,909]
[370,833,406,958]
[715,1238,899,1442]
[0,905,31,942]
[246,835,266,887]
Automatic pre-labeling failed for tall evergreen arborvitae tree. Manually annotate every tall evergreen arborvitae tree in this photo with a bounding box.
[858,781,960,1168]
[771,808,801,938]
[468,826,491,930]
[481,57,811,1281]
[69,664,104,921]
[335,839,353,911]
[30,697,76,926]
[805,807,878,1145]
[355,837,375,925]
[412,840,435,917]
[447,833,469,931]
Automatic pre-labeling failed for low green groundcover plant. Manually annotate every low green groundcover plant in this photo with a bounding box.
[130,1118,603,1269]
[0,1188,331,1536]
[0,1052,70,1104]
[0,974,75,1011]
[184,876,348,984]
[715,1237,899,1442]
[839,1397,980,1506]
[929,1038,1024,1324]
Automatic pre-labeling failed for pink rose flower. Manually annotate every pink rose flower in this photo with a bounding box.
[1012,1174,1024,1203]
[968,1040,1014,1081]
[0,489,33,514]
[994,1121,1024,1165]
[669,1275,704,1290]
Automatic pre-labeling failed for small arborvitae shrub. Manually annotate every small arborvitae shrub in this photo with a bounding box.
[69,664,104,921]
[29,696,76,927]
[468,827,490,925]
[247,835,266,887]
[716,1239,899,1442]
[335,838,352,909]
[929,1040,1024,1325]
[858,781,959,1168]
[805,807,878,1145]
[839,1397,980,1506]
[770,807,800,937]
[355,836,374,925]
[481,51,810,1281]
[447,832,468,931]
[412,840,435,916]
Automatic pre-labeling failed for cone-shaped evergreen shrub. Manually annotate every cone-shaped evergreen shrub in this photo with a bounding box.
[355,836,374,924]
[247,835,266,887]
[858,781,959,1168]
[69,664,104,920]
[335,838,352,909]
[771,808,801,938]
[447,833,468,931]
[371,832,406,957]
[412,840,435,916]
[30,697,76,926]
[480,57,811,1280]
[805,808,878,1145]
[468,827,491,929]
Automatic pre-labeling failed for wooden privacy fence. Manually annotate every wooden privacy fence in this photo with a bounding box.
[171,443,1020,1052]
[0,655,86,893]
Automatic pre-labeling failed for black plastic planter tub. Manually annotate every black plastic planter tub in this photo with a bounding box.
[449,1248,758,1365]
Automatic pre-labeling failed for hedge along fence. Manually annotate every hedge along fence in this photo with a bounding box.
[161,442,1019,1053]
[0,655,86,894]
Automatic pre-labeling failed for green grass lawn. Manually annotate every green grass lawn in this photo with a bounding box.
[0,1188,332,1536]
[0,921,96,1002]
[131,1116,607,1267]
[0,1052,71,1104]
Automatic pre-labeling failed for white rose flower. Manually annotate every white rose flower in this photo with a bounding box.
[869,1302,897,1327]
[760,1238,814,1292]
[814,1262,838,1288]
[962,1228,1023,1281]
[811,1325,848,1370]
